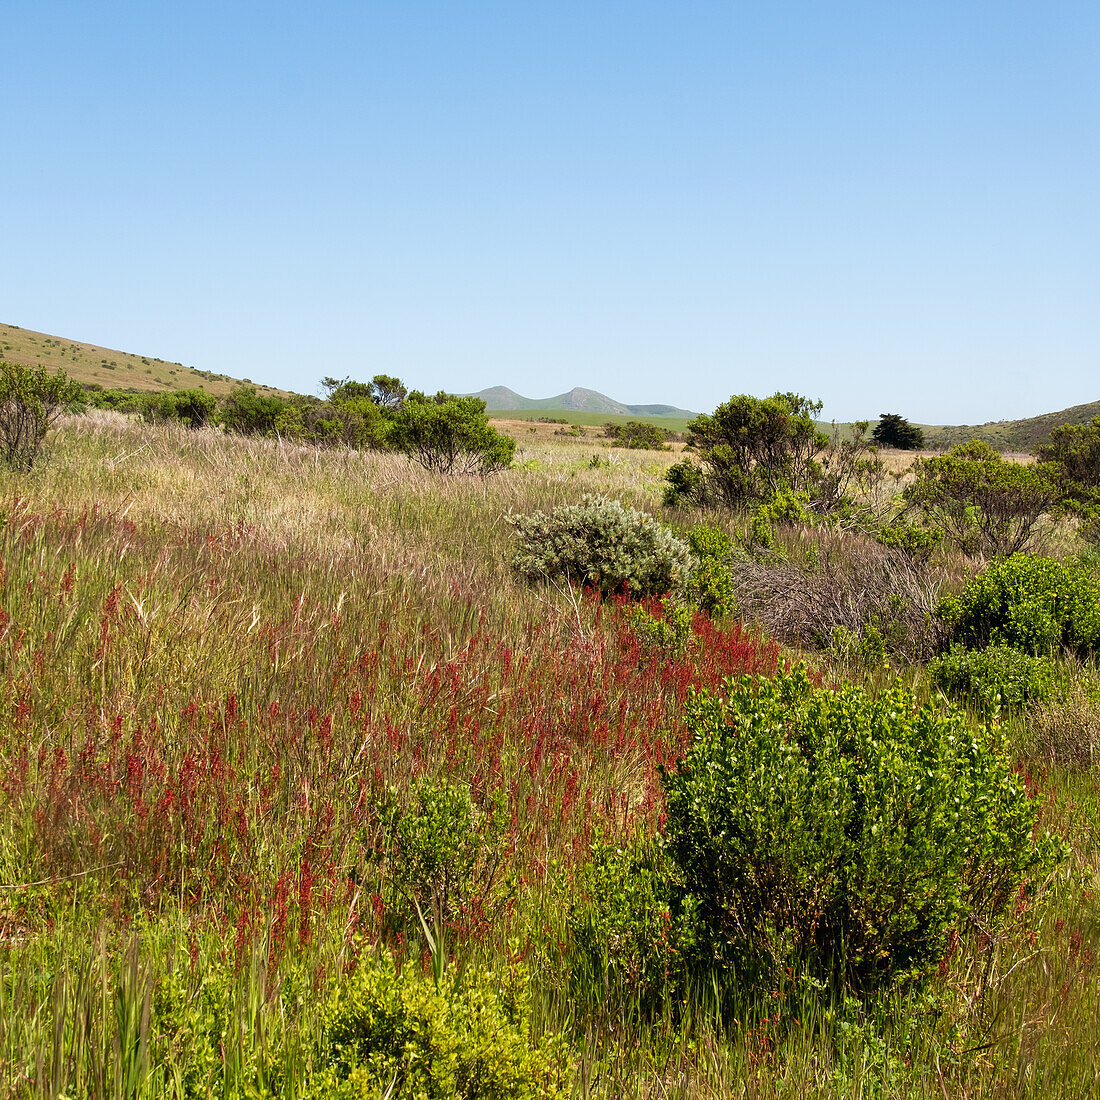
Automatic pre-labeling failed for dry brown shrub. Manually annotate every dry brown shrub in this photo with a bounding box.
[1031,686,1100,767]
[728,529,943,661]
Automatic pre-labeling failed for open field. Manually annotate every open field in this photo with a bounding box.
[0,404,1099,1097]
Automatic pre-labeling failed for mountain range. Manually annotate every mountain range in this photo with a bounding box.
[464,385,695,418]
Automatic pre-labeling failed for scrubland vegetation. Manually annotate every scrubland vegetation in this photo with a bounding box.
[1,372,1100,1098]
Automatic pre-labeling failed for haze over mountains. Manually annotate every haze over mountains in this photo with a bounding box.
[464,385,696,418]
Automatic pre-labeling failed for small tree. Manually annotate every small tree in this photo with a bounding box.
[0,360,85,470]
[142,388,217,428]
[602,420,670,450]
[872,412,925,450]
[389,394,514,475]
[904,440,1061,558]
[664,392,827,510]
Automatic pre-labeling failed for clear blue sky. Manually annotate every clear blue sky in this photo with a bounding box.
[3,1,1098,423]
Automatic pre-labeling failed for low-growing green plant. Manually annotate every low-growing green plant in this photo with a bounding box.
[625,597,694,654]
[682,524,736,617]
[661,667,1066,999]
[566,841,677,1015]
[391,778,506,928]
[508,495,693,598]
[929,643,1057,718]
[937,553,1100,657]
[318,951,567,1099]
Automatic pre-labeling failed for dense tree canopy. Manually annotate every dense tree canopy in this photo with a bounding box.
[872,413,925,450]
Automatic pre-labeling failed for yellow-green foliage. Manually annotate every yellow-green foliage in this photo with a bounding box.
[317,952,567,1100]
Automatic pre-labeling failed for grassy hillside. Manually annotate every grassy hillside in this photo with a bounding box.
[0,321,288,398]
[920,400,1100,453]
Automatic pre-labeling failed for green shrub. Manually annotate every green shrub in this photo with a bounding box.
[508,495,693,598]
[0,360,86,470]
[141,388,217,429]
[937,554,1100,657]
[661,667,1066,997]
[567,841,677,1014]
[389,393,515,474]
[216,385,290,436]
[929,643,1056,718]
[602,420,671,450]
[904,441,1061,558]
[625,597,694,654]
[318,952,567,1100]
[682,524,736,616]
[391,778,506,926]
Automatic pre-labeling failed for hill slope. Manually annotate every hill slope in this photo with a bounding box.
[467,384,696,418]
[919,400,1100,453]
[0,322,286,398]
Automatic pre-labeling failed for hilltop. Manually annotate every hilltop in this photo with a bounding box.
[0,322,287,398]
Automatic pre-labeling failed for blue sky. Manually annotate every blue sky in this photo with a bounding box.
[3,2,1098,422]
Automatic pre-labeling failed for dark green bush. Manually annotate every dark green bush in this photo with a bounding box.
[662,668,1065,997]
[216,385,290,436]
[602,420,671,450]
[141,388,217,428]
[929,643,1056,718]
[937,554,1100,657]
[389,394,515,474]
[509,495,693,598]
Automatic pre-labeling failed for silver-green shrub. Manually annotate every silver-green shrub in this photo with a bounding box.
[508,495,693,598]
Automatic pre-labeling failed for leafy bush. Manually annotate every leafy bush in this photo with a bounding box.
[937,554,1100,657]
[317,952,567,1100]
[602,420,670,450]
[141,388,217,428]
[509,495,693,598]
[625,597,694,654]
[929,643,1056,718]
[662,668,1065,997]
[0,360,85,470]
[682,524,736,616]
[664,392,827,510]
[390,778,505,926]
[216,385,290,436]
[904,441,1061,558]
[567,841,677,1014]
[389,394,515,474]
[1037,415,1100,492]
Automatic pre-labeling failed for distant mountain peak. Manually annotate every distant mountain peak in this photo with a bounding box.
[466,384,695,418]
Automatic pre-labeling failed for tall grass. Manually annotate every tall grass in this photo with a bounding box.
[1,414,1098,1097]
